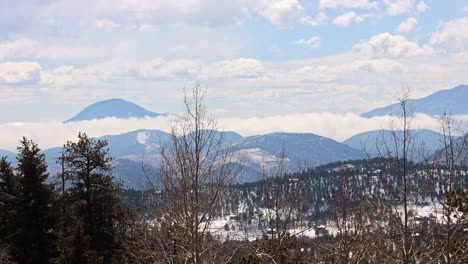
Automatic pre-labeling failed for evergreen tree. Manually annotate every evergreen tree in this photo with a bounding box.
[0,157,19,255]
[13,138,57,264]
[61,132,125,263]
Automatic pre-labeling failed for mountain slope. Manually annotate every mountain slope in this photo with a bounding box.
[112,158,159,190]
[39,130,366,185]
[102,129,242,158]
[342,129,442,155]
[0,149,15,157]
[231,132,364,171]
[362,85,468,118]
[41,147,63,164]
[101,129,172,157]
[0,149,16,163]
[65,98,163,122]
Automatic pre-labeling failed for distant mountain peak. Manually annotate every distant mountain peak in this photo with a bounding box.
[342,129,442,155]
[64,98,164,123]
[0,149,16,164]
[361,84,468,118]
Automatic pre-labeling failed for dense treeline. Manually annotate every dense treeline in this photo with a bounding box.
[220,158,468,221]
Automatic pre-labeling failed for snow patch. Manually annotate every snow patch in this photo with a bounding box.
[136,131,150,144]
[234,148,289,165]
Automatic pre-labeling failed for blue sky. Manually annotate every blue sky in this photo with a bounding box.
[0,0,468,150]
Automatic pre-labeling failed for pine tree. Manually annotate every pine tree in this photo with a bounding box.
[13,138,57,264]
[61,132,125,263]
[0,157,19,257]
[0,157,18,236]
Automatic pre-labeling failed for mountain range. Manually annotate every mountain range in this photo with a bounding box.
[36,130,364,188]
[342,129,442,157]
[232,132,363,169]
[2,85,466,189]
[361,84,468,118]
[0,149,15,163]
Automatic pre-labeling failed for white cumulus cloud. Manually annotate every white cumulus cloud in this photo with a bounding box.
[352,32,434,58]
[291,65,336,82]
[0,39,40,60]
[384,0,414,16]
[395,17,417,33]
[333,12,364,27]
[257,0,304,28]
[300,12,328,27]
[0,87,40,103]
[350,59,403,74]
[0,39,113,61]
[294,36,321,49]
[416,1,428,13]
[0,62,42,84]
[118,0,248,26]
[118,0,304,28]
[319,0,378,10]
[139,59,201,80]
[200,58,268,79]
[430,17,468,51]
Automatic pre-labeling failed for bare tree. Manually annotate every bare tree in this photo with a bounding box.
[426,113,468,263]
[246,150,308,264]
[148,83,241,263]
[369,91,428,263]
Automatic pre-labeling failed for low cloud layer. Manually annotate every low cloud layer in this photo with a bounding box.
[2,113,466,152]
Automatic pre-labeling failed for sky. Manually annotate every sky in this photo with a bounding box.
[1,0,468,150]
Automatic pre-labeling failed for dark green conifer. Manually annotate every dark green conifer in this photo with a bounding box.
[0,157,19,251]
[61,132,125,263]
[13,138,57,264]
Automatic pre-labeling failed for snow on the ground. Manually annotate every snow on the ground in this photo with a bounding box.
[204,201,457,241]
